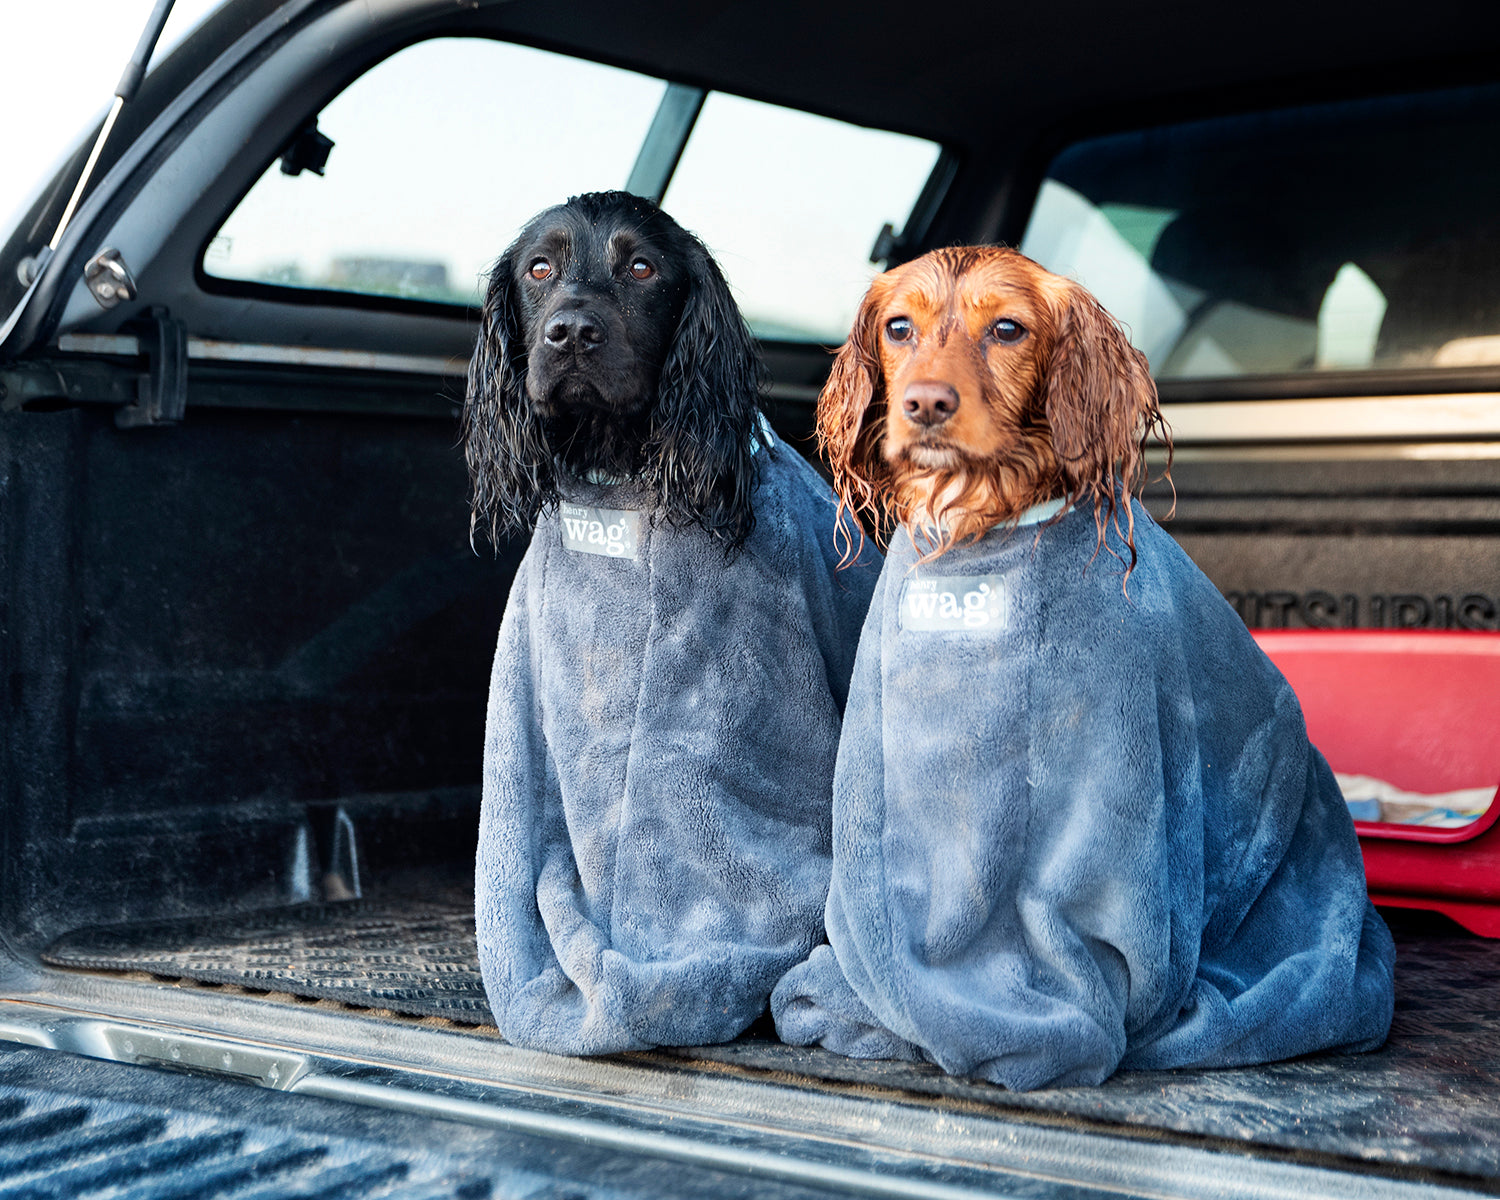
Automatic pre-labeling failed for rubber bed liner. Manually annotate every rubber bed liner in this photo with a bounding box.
[42,904,1500,1185]
[43,891,492,1022]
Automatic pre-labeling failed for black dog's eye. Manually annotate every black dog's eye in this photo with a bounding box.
[528,258,552,281]
[885,317,914,343]
[630,258,654,280]
[992,318,1026,343]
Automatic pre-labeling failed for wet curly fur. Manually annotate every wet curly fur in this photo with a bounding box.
[463,191,767,552]
[818,246,1172,574]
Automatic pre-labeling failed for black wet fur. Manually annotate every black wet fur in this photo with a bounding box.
[462,191,768,552]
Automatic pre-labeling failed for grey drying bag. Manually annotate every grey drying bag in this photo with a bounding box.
[476,431,880,1054]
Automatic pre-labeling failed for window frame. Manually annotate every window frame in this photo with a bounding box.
[191,31,957,344]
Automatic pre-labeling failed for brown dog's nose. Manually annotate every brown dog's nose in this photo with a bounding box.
[902,381,960,427]
[544,309,607,350]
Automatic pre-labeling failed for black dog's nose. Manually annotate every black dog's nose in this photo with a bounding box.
[902,381,960,426]
[544,309,607,350]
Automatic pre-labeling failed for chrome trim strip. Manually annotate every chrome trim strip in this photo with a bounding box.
[188,338,463,375]
[57,333,142,356]
[1162,394,1500,443]
[1154,441,1500,462]
[57,333,461,376]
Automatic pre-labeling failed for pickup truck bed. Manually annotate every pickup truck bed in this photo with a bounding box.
[5,2,1500,1193]
[35,892,1500,1190]
[4,373,1500,1198]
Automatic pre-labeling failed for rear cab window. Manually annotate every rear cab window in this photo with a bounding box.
[203,37,943,344]
[1018,83,1500,382]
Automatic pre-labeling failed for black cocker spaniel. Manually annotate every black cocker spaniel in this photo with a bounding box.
[462,191,766,551]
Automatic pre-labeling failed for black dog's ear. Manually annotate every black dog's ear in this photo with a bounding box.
[645,234,767,551]
[462,254,557,550]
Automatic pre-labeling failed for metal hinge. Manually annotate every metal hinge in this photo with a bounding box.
[115,307,187,428]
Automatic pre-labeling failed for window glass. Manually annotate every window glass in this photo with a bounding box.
[206,39,668,304]
[1019,84,1500,379]
[205,38,945,337]
[660,93,942,343]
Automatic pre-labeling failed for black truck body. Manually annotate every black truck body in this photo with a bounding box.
[2,2,1500,1195]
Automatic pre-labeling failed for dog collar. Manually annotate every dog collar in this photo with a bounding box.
[907,496,1069,548]
[1015,497,1067,526]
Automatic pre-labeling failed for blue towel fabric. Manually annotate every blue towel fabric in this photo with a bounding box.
[476,431,880,1055]
[772,502,1396,1090]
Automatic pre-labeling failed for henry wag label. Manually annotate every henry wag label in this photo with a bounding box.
[899,575,1009,632]
[559,503,640,560]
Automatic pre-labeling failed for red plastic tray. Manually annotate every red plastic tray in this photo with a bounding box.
[1254,630,1500,935]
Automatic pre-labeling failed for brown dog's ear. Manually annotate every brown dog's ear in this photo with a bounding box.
[817,275,894,560]
[1040,282,1170,574]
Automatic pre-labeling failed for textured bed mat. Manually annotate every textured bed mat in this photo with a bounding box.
[41,904,1500,1184]
[672,914,1500,1186]
[42,893,493,1022]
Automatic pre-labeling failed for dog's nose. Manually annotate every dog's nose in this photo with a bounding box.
[902,381,960,426]
[544,309,607,350]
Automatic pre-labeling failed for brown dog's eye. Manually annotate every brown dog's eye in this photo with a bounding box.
[992,318,1026,344]
[630,258,654,280]
[528,258,552,281]
[885,317,914,343]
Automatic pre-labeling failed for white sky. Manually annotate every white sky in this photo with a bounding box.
[0,0,226,236]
